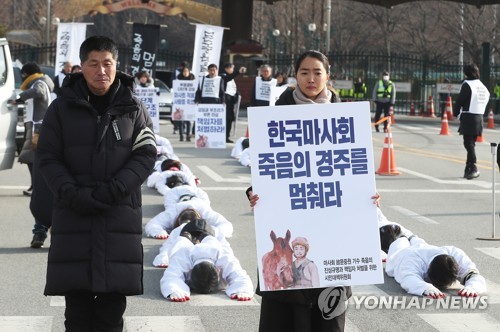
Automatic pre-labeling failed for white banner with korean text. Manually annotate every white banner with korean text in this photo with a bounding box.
[195,103,226,149]
[55,23,87,73]
[248,101,383,291]
[135,87,160,133]
[172,80,198,121]
[191,24,224,78]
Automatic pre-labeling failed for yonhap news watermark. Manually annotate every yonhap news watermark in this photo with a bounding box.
[318,287,488,320]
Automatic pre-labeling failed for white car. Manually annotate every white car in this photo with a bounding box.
[154,78,172,119]
[0,38,17,170]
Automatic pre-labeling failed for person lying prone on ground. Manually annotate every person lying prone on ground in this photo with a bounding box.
[160,219,253,302]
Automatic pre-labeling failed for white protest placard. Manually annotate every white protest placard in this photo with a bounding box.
[394,82,412,93]
[172,80,198,121]
[436,83,462,94]
[269,85,288,106]
[135,87,159,133]
[195,104,226,148]
[331,80,353,90]
[248,101,383,291]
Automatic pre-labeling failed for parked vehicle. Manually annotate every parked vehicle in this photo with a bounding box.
[0,38,17,170]
[155,78,172,119]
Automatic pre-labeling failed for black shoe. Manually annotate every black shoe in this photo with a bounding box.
[226,139,234,143]
[466,170,480,180]
[375,127,380,133]
[30,232,47,248]
[180,136,184,141]
[23,187,32,196]
[186,135,191,142]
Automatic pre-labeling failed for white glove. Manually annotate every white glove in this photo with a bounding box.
[169,291,190,302]
[423,287,445,299]
[458,286,478,297]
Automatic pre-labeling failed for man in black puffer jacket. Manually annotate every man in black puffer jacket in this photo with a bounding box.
[36,36,157,332]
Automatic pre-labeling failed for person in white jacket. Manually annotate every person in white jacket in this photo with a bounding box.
[385,233,486,298]
[160,220,253,302]
[145,199,233,239]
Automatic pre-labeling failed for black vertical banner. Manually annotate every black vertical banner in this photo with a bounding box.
[131,23,160,78]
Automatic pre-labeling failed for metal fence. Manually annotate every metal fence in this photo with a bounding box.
[10,43,500,114]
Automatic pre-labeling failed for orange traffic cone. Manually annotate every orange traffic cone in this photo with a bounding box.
[439,112,450,135]
[487,108,495,129]
[445,96,454,120]
[426,96,436,117]
[476,133,485,143]
[389,105,395,124]
[409,102,415,116]
[376,121,400,176]
[245,126,249,138]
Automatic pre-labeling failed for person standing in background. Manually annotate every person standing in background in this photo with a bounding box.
[9,62,54,248]
[453,63,490,180]
[36,36,157,331]
[52,61,72,97]
[353,76,367,100]
[250,64,276,107]
[221,63,246,143]
[176,66,196,142]
[372,71,396,133]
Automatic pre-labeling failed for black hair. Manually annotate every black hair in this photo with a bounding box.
[174,209,201,228]
[161,159,182,172]
[223,63,234,69]
[464,63,480,80]
[166,175,185,188]
[294,50,330,76]
[21,62,41,76]
[379,225,401,254]
[79,36,118,63]
[241,138,250,150]
[208,63,218,70]
[71,65,81,73]
[427,254,459,289]
[190,261,220,294]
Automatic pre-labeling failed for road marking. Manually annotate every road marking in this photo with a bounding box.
[345,318,362,332]
[398,167,492,188]
[0,316,52,332]
[188,293,260,306]
[389,206,439,224]
[417,313,500,331]
[475,247,500,260]
[125,316,205,332]
[197,165,251,183]
[49,296,65,307]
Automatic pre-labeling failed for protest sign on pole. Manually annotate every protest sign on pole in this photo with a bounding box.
[248,101,383,291]
[191,24,224,78]
[130,23,160,77]
[172,80,198,121]
[135,87,160,134]
[195,103,226,149]
[55,23,87,72]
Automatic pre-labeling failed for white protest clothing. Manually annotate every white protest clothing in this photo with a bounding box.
[239,148,251,167]
[145,199,233,238]
[152,221,231,267]
[462,80,490,115]
[201,77,222,98]
[163,185,210,210]
[160,236,254,299]
[255,77,277,101]
[155,134,177,158]
[385,237,486,296]
[146,170,196,196]
[230,137,246,159]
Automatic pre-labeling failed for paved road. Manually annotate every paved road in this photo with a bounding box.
[1,114,500,331]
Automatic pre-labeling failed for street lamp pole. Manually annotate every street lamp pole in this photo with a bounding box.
[46,0,51,45]
[325,0,331,55]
